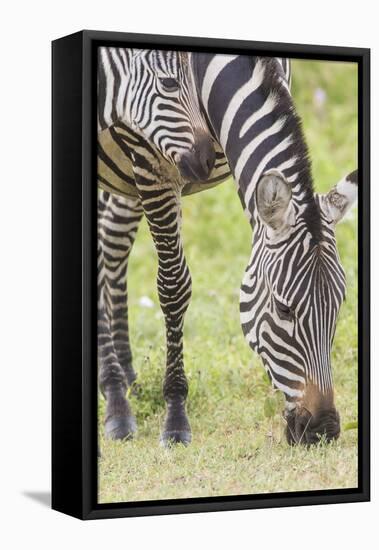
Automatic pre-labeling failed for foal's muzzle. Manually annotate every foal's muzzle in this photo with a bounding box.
[285,407,341,446]
[177,131,215,182]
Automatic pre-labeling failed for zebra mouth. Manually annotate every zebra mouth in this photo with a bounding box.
[284,407,340,445]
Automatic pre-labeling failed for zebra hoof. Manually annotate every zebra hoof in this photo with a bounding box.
[105,415,137,441]
[160,430,192,448]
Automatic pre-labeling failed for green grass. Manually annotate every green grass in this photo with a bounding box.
[98,60,358,504]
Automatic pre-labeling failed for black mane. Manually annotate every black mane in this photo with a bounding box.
[262,58,323,242]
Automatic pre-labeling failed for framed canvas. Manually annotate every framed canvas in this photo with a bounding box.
[52,30,370,520]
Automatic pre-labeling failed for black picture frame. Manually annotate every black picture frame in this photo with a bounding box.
[52,30,370,520]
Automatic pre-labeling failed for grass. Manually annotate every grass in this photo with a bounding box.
[98,59,358,504]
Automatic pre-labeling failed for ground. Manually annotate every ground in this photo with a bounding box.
[98,59,358,504]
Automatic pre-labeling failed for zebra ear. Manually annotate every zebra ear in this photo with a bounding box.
[320,170,358,224]
[256,170,293,231]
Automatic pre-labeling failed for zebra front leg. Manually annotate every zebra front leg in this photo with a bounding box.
[98,190,142,440]
[137,183,192,447]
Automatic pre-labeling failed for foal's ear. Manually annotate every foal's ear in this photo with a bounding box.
[320,170,358,224]
[256,170,293,230]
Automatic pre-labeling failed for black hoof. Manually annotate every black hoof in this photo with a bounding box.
[160,430,192,448]
[105,415,137,441]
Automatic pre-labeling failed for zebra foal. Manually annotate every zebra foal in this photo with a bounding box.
[97,47,223,445]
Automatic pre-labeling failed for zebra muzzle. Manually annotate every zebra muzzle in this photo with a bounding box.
[177,131,215,182]
[285,406,341,446]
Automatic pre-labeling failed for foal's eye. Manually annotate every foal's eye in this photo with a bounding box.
[159,77,179,91]
[274,298,293,319]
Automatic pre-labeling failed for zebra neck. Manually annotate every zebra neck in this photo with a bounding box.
[196,55,318,230]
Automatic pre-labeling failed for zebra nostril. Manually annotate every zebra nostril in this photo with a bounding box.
[194,132,215,175]
[200,143,215,175]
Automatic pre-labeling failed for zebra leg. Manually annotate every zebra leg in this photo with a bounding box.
[98,303,137,440]
[103,192,143,385]
[98,190,143,440]
[136,181,192,447]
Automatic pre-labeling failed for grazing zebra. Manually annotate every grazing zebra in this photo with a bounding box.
[98,50,357,447]
[192,54,357,444]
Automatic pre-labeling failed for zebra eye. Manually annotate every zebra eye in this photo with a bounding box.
[274,298,293,319]
[159,77,179,91]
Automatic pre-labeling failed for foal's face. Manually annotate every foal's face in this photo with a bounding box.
[129,50,215,182]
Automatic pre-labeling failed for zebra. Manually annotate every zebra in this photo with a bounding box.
[97,47,226,445]
[192,54,357,444]
[98,50,357,447]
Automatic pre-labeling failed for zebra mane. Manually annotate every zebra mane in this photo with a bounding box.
[262,58,323,242]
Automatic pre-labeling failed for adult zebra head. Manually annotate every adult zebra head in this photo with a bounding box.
[98,47,215,182]
[242,167,358,445]
[192,53,358,445]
